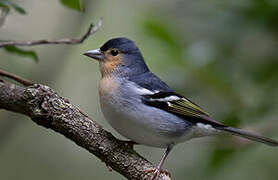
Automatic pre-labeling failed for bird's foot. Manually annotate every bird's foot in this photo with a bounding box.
[145,168,170,180]
[105,163,113,172]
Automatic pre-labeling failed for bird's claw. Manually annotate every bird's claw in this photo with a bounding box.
[145,168,170,180]
[105,163,113,172]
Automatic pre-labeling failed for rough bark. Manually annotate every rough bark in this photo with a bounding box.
[0,81,171,180]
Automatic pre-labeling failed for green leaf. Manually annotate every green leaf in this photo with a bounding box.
[0,2,10,12]
[60,0,83,11]
[8,1,26,14]
[3,46,38,62]
[0,0,26,15]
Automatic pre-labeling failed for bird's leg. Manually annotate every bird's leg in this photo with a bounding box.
[146,145,173,180]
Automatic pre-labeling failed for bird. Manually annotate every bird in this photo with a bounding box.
[84,37,278,179]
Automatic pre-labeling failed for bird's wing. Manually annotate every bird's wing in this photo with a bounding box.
[129,72,173,92]
[142,91,278,147]
[142,91,226,127]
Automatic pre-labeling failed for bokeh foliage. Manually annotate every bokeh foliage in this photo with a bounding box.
[141,0,278,176]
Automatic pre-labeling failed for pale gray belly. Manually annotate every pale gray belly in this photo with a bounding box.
[99,94,194,148]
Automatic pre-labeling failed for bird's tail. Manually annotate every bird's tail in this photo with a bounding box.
[218,126,278,146]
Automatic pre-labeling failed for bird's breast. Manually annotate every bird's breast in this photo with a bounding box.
[98,78,199,148]
[99,76,119,99]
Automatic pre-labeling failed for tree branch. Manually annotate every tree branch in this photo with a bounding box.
[0,69,33,86]
[0,19,102,47]
[0,80,171,180]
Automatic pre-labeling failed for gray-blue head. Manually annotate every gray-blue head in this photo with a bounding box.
[84,37,149,77]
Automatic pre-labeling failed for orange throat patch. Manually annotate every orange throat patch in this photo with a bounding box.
[99,60,121,77]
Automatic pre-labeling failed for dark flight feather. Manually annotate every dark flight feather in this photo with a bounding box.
[142,91,278,146]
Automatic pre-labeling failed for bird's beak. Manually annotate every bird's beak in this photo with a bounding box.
[83,49,104,61]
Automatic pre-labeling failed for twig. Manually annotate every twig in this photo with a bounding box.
[0,69,33,86]
[0,80,171,180]
[0,19,102,47]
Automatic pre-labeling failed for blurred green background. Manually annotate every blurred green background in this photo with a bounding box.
[1,0,278,179]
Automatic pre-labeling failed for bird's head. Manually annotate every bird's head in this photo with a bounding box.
[84,37,149,77]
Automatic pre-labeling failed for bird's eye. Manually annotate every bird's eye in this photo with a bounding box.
[111,49,119,56]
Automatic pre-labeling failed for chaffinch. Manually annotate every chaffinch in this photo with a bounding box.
[84,37,278,179]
